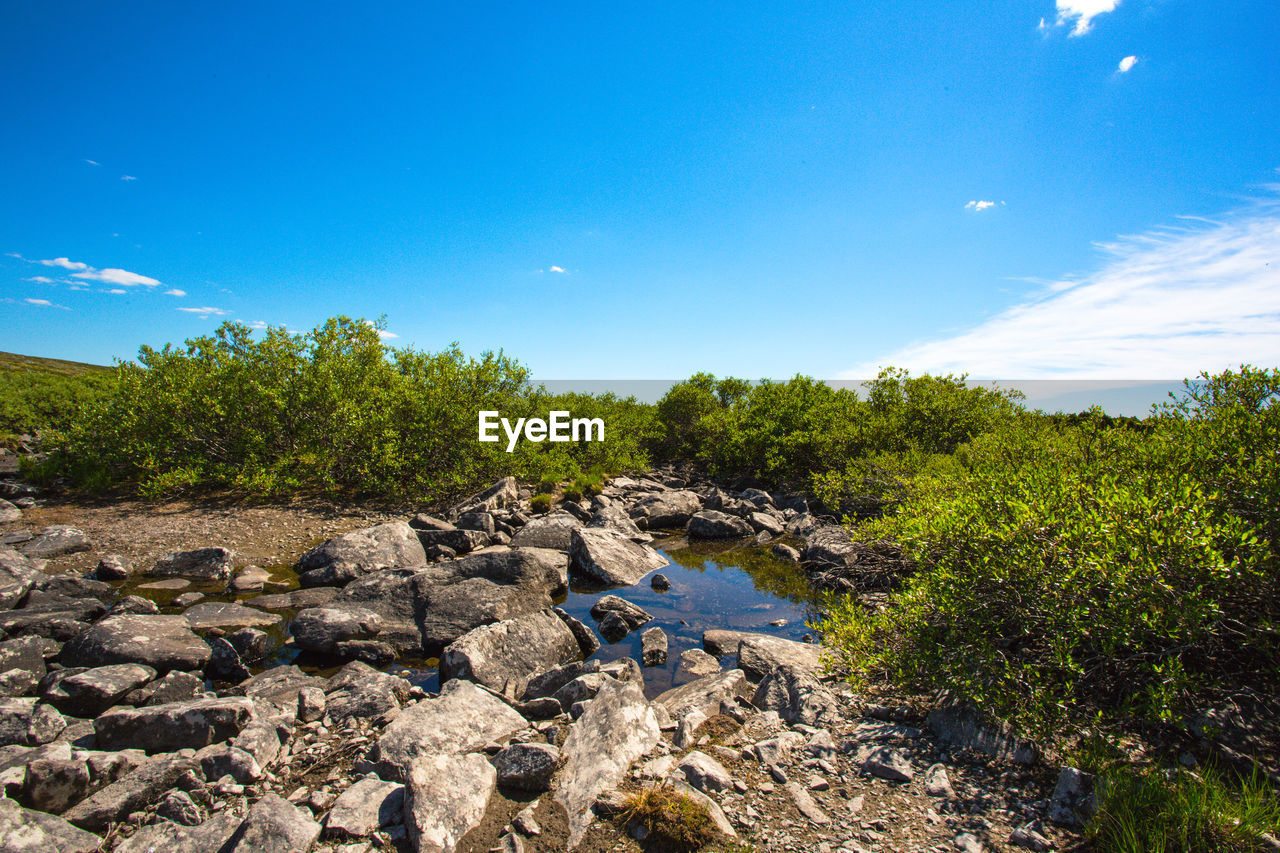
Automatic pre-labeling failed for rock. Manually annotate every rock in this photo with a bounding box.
[250,587,340,611]
[237,665,326,711]
[195,743,263,783]
[676,648,721,682]
[172,592,205,607]
[751,664,840,726]
[924,762,954,796]
[687,510,754,539]
[629,490,702,529]
[184,601,282,630]
[927,705,1037,765]
[366,678,526,782]
[1010,824,1056,851]
[736,635,824,681]
[641,627,668,667]
[21,755,91,813]
[59,614,212,672]
[669,779,737,838]
[456,511,495,535]
[109,595,158,615]
[656,669,752,722]
[125,669,204,706]
[748,511,785,535]
[93,695,255,752]
[41,662,156,716]
[289,605,384,655]
[553,608,600,658]
[586,505,651,543]
[955,832,984,853]
[298,522,427,587]
[588,595,652,630]
[0,668,37,697]
[800,525,859,571]
[673,750,732,792]
[0,499,19,522]
[785,780,831,824]
[95,555,131,580]
[650,573,670,590]
[226,626,271,660]
[297,685,326,723]
[0,545,41,609]
[0,698,65,746]
[440,609,580,699]
[452,476,519,515]
[863,745,914,782]
[493,742,561,791]
[509,511,581,550]
[1048,766,1093,826]
[324,664,409,724]
[0,636,58,678]
[222,792,321,853]
[409,514,455,532]
[149,547,235,580]
[156,789,202,826]
[403,751,496,853]
[20,526,92,560]
[597,612,629,643]
[701,629,759,657]
[771,543,801,562]
[324,774,404,838]
[63,755,199,830]
[206,637,250,683]
[555,678,660,849]
[113,811,241,853]
[0,796,101,853]
[414,528,490,555]
[569,527,668,588]
[230,721,282,769]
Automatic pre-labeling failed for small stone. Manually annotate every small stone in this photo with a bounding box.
[955,832,984,853]
[156,789,202,826]
[95,555,131,580]
[650,574,670,591]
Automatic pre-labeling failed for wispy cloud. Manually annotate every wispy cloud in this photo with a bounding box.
[176,306,229,317]
[965,200,1003,212]
[83,159,100,166]
[40,257,90,271]
[549,265,566,274]
[163,288,186,297]
[25,276,55,284]
[120,175,137,181]
[107,289,127,295]
[71,267,160,286]
[1054,0,1120,36]
[840,195,1280,379]
[24,297,69,310]
[1118,55,1138,73]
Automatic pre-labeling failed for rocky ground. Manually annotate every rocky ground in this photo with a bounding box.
[2,472,1098,852]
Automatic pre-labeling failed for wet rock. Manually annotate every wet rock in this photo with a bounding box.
[641,627,667,667]
[298,521,427,587]
[172,591,205,608]
[365,678,526,782]
[20,526,92,560]
[650,572,670,590]
[149,547,235,580]
[59,614,212,672]
[404,752,496,853]
[324,774,404,838]
[629,490,702,529]
[0,796,101,853]
[687,510,754,539]
[222,792,321,853]
[656,669,752,722]
[569,527,667,588]
[93,695,255,752]
[493,742,561,791]
[21,754,91,813]
[509,511,581,550]
[41,662,156,716]
[751,664,840,726]
[555,678,660,849]
[440,608,580,699]
[63,754,200,830]
[736,635,824,681]
[94,554,131,580]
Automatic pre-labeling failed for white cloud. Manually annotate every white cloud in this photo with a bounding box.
[549,265,566,274]
[176,306,229,317]
[965,200,1003,212]
[249,320,268,329]
[377,330,399,339]
[24,297,69,310]
[40,257,90,271]
[71,267,160,287]
[120,175,137,181]
[107,289,127,295]
[163,288,186,297]
[25,276,55,284]
[1055,0,1119,36]
[83,159,100,166]
[840,196,1280,379]
[1118,55,1138,73]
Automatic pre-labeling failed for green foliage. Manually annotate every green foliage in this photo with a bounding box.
[529,493,555,514]
[0,356,116,446]
[1088,764,1280,853]
[821,370,1280,734]
[619,786,721,850]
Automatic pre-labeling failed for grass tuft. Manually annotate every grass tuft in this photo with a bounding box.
[619,786,720,851]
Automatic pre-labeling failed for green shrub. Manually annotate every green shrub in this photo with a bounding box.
[529,493,555,514]
[561,485,583,502]
[536,476,558,495]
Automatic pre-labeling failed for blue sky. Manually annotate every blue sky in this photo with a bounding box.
[2,1,1277,383]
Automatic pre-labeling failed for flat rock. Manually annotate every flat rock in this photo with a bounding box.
[675,648,722,682]
[113,810,241,853]
[509,511,581,550]
[404,752,496,853]
[249,586,340,610]
[655,669,752,722]
[702,629,760,657]
[222,792,321,853]
[440,609,580,699]
[148,547,235,580]
[59,614,211,672]
[0,545,41,608]
[0,795,101,853]
[687,510,754,539]
[63,754,199,830]
[20,526,92,560]
[569,527,667,588]
[183,601,282,630]
[298,521,427,587]
[0,498,20,523]
[737,635,824,681]
[93,695,255,752]
[555,678,660,849]
[366,678,526,782]
[324,775,404,838]
[41,663,156,717]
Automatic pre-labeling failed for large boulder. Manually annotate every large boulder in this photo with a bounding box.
[148,547,235,580]
[629,490,702,529]
[555,678,660,848]
[736,635,825,681]
[801,524,859,570]
[751,664,840,726]
[586,505,650,542]
[59,615,211,672]
[451,476,519,516]
[0,545,41,609]
[221,792,321,853]
[41,663,156,717]
[440,609,580,699]
[62,754,200,830]
[403,752,496,853]
[93,696,256,752]
[655,669,752,721]
[687,510,754,539]
[183,601,282,630]
[0,796,101,852]
[364,678,526,782]
[509,511,581,550]
[414,528,489,556]
[569,527,668,588]
[298,521,427,587]
[323,774,404,838]
[0,697,66,746]
[20,526,92,560]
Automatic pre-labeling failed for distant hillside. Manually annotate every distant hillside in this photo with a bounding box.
[0,351,110,377]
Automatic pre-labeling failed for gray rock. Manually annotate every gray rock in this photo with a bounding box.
[324,663,409,724]
[229,565,272,591]
[676,648,721,683]
[553,607,600,658]
[748,511,785,535]
[249,586,340,610]
[674,750,732,792]
[222,792,321,853]
[195,743,263,783]
[0,498,19,523]
[751,664,840,726]
[669,779,737,837]
[785,780,831,824]
[927,705,1038,765]
[955,832,985,853]
[41,663,156,716]
[21,754,91,813]
[297,685,326,723]
[655,669,752,722]
[586,505,650,543]
[156,789,202,826]
[687,510,754,539]
[113,810,240,853]
[404,752,496,853]
[736,635,824,681]
[0,545,40,609]
[1048,766,1092,826]
[863,745,914,782]
[588,595,652,630]
[456,511,496,535]
[184,601,281,630]
[509,511,581,550]
[597,612,629,643]
[124,669,204,706]
[554,678,660,849]
[94,554,131,580]
[149,547,235,580]
[440,609,580,699]
[93,695,255,752]
[629,490,702,529]
[569,527,668,588]
[0,636,58,679]
[324,774,404,837]
[206,637,250,683]
[1009,823,1056,851]
[493,742,561,791]
[451,476,519,515]
[0,698,65,746]
[0,796,101,853]
[701,629,759,657]
[366,678,526,782]
[226,626,271,660]
[62,754,200,830]
[290,605,384,655]
[800,524,859,571]
[298,521,427,587]
[20,526,92,560]
[771,543,801,562]
[650,572,670,590]
[409,514,455,532]
[172,591,205,608]
[414,527,490,555]
[641,627,667,667]
[108,595,158,615]
[924,762,954,796]
[59,614,212,672]
[230,721,282,769]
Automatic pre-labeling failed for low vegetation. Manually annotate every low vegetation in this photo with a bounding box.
[618,786,721,850]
